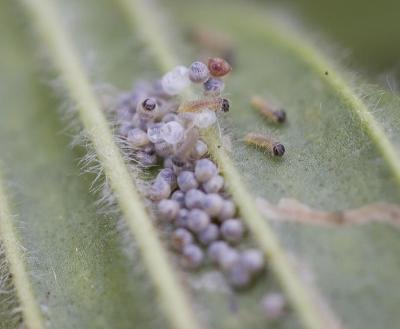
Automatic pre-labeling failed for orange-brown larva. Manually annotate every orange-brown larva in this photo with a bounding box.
[208,57,232,77]
[244,133,285,157]
[178,97,230,113]
[250,96,286,123]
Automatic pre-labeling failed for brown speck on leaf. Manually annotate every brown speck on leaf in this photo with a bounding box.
[256,197,400,228]
[189,26,236,65]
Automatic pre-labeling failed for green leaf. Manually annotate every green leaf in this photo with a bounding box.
[0,1,166,329]
[1,0,400,328]
[164,2,400,329]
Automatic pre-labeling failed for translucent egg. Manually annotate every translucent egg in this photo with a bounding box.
[147,123,164,143]
[203,78,225,96]
[261,293,286,319]
[182,244,204,269]
[188,61,210,83]
[193,109,217,128]
[194,158,218,183]
[127,128,149,148]
[161,66,190,95]
[193,140,208,158]
[171,228,193,252]
[160,121,184,144]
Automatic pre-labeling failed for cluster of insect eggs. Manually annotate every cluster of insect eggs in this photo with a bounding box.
[115,58,286,314]
[115,58,269,288]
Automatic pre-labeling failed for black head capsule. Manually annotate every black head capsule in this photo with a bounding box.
[221,98,230,112]
[244,133,285,157]
[274,109,286,123]
[272,143,285,157]
[142,98,157,111]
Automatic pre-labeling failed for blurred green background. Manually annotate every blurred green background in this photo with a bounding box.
[266,0,400,86]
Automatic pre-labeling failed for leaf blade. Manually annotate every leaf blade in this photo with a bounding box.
[18,0,201,329]
[0,1,168,328]
[115,1,330,328]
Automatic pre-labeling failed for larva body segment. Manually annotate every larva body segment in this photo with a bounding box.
[244,133,285,157]
[250,96,286,123]
[178,97,229,113]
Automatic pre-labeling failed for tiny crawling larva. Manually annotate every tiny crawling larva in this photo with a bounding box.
[178,97,230,113]
[244,133,285,157]
[250,96,286,123]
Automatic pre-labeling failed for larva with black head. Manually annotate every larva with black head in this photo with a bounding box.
[178,97,230,113]
[244,133,285,157]
[250,96,286,124]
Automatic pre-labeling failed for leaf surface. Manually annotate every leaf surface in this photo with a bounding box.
[1,0,400,328]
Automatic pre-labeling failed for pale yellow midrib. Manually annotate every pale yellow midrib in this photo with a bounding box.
[0,170,45,329]
[21,1,201,329]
